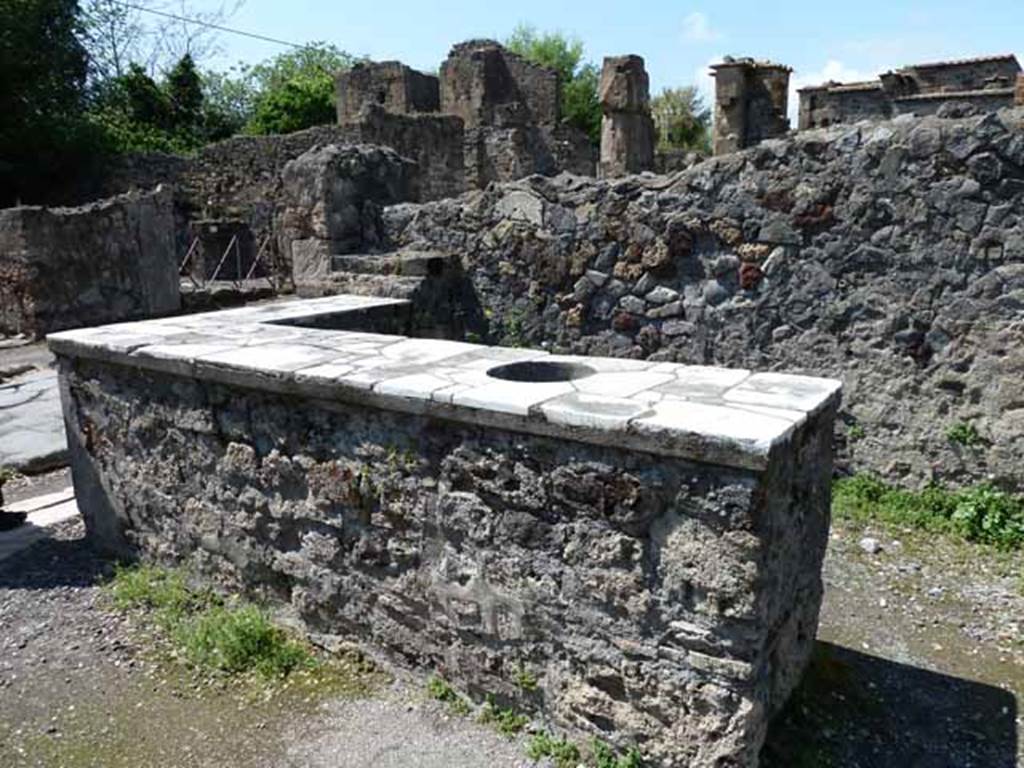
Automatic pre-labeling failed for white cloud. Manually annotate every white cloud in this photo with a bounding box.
[693,55,722,106]
[682,12,719,43]
[787,59,885,124]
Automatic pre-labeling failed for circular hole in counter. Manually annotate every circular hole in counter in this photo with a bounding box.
[486,360,597,383]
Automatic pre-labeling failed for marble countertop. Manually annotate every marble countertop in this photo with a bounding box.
[48,295,841,470]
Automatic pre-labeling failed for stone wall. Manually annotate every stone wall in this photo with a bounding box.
[0,186,179,338]
[336,61,440,123]
[798,84,891,130]
[276,143,416,287]
[53,307,837,767]
[799,55,1022,131]
[440,40,559,129]
[712,58,791,155]
[341,106,466,202]
[383,108,1024,487]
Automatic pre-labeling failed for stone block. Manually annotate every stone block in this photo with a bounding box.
[277,144,416,288]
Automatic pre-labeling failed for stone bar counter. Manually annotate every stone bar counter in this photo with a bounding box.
[49,295,840,767]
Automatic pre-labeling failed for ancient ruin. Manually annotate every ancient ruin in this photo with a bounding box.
[50,295,839,767]
[798,54,1023,129]
[598,55,655,177]
[3,24,1023,767]
[0,186,179,338]
[711,57,791,155]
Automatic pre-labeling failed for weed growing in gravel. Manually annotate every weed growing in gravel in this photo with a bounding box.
[592,738,645,768]
[945,421,982,447]
[478,695,530,737]
[426,676,471,715]
[833,475,1024,550]
[527,731,581,767]
[106,564,315,678]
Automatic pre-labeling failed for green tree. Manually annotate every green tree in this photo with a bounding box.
[201,66,257,139]
[0,0,92,203]
[244,43,357,135]
[651,86,711,153]
[88,55,215,153]
[166,54,203,131]
[505,24,601,145]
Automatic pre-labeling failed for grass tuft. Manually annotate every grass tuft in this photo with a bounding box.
[105,564,315,679]
[833,475,1024,550]
[175,603,314,678]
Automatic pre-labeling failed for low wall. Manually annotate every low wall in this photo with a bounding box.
[0,186,179,338]
[50,296,840,767]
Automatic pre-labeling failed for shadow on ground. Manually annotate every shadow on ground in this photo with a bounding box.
[762,641,1018,768]
[0,527,113,590]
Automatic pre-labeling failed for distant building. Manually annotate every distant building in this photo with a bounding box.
[798,54,1022,129]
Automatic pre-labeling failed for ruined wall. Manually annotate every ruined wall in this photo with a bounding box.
[0,187,179,338]
[70,120,461,280]
[276,144,415,288]
[712,59,791,155]
[440,39,559,129]
[58,351,834,768]
[384,108,1024,487]
[799,56,1022,130]
[336,61,440,123]
[907,57,1021,94]
[341,105,466,202]
[798,84,891,130]
[598,55,655,178]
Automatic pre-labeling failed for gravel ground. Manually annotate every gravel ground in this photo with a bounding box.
[1,508,1021,767]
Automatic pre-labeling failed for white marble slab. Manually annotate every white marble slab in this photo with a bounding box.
[48,295,842,470]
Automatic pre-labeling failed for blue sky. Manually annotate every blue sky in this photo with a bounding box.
[192,0,1023,118]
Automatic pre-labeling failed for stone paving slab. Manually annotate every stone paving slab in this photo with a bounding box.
[48,295,843,470]
[0,370,68,473]
[0,487,78,564]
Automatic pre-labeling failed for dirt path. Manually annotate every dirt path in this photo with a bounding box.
[1,514,1021,767]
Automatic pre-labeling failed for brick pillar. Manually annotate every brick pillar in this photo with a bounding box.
[1016,74,1024,106]
[598,55,655,178]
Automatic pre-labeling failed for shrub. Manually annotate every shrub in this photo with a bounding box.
[833,475,1024,550]
[527,731,581,768]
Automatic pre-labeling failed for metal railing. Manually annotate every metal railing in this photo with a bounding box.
[179,233,278,293]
